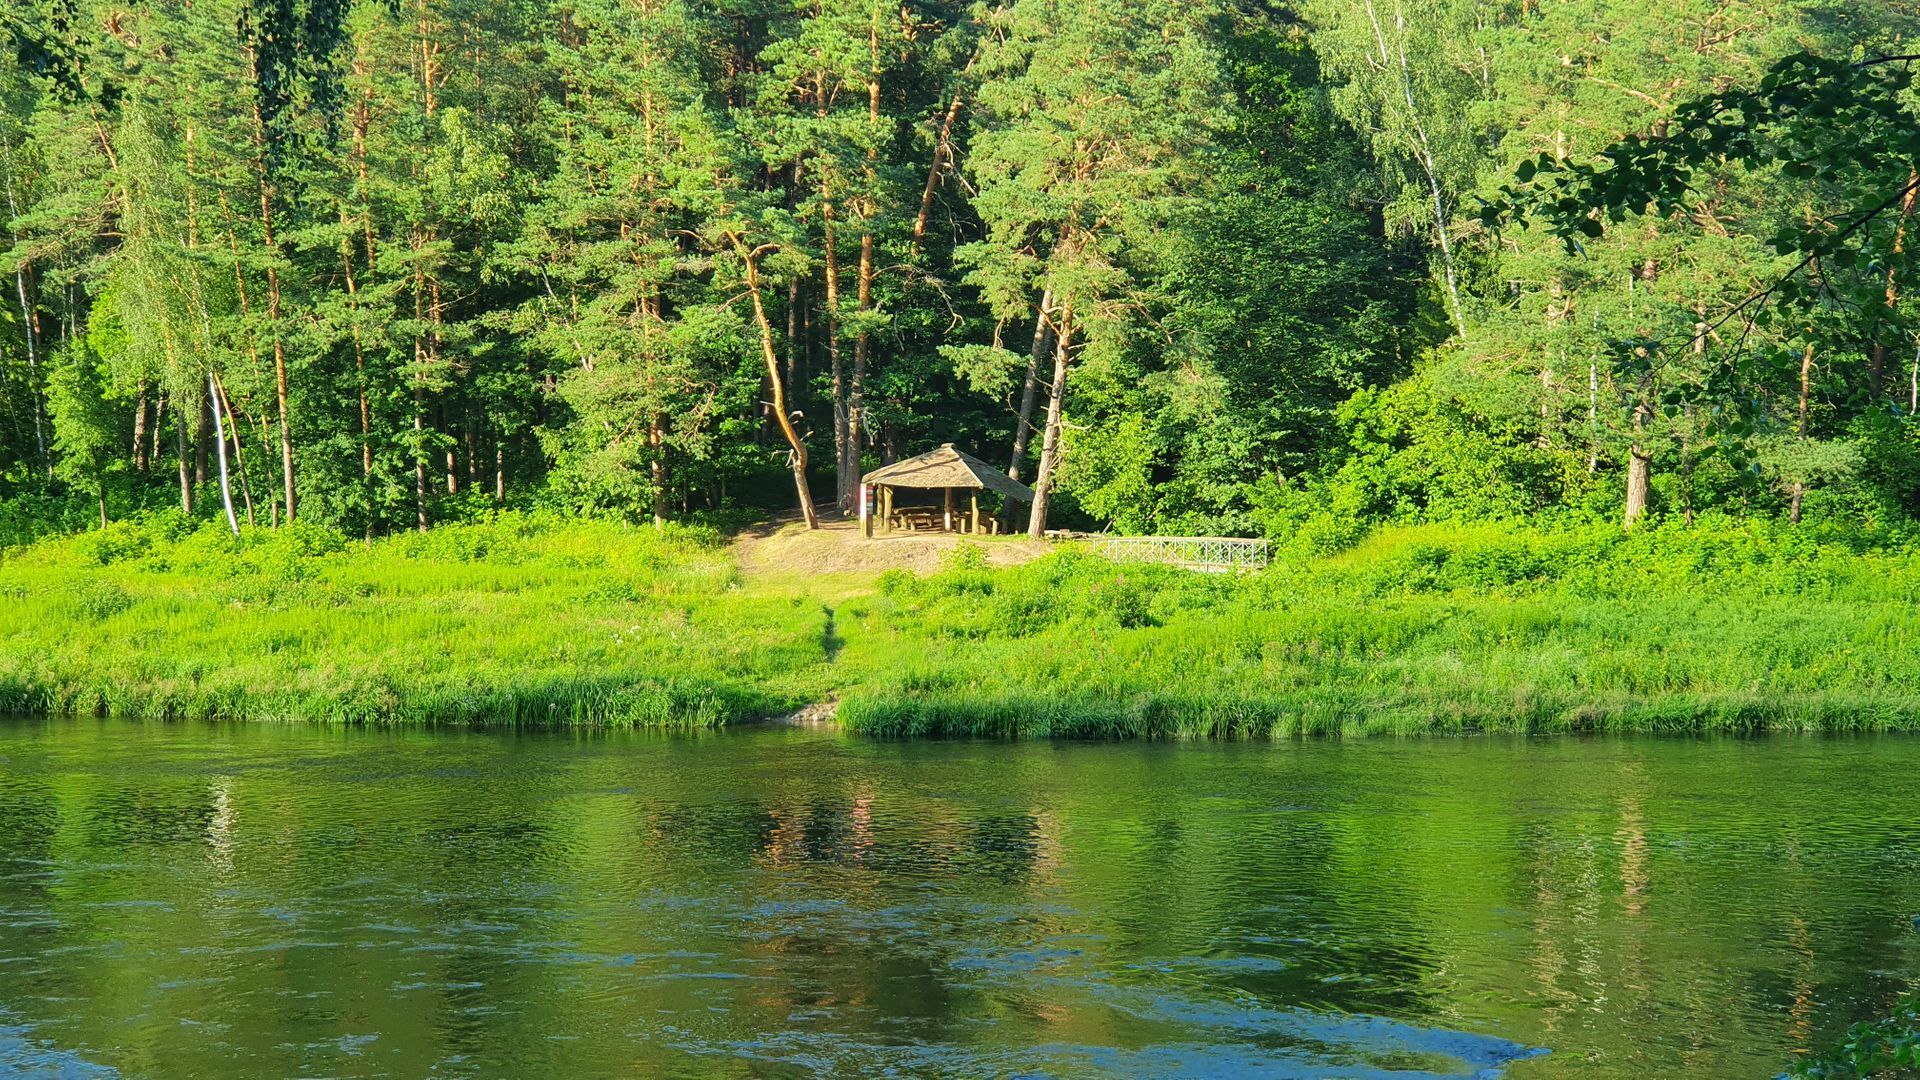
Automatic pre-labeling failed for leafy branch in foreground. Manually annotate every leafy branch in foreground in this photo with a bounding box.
[1784,994,1920,1078]
[1483,52,1920,391]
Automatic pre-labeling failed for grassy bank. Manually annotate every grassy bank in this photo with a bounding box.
[833,522,1920,736]
[7,513,1920,734]
[0,514,830,725]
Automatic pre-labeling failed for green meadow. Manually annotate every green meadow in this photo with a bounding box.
[835,524,1920,736]
[0,515,830,725]
[8,513,1920,735]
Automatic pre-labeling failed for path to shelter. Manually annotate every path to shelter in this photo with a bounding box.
[730,515,1049,585]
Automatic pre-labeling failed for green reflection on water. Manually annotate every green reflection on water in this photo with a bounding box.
[0,720,1916,1077]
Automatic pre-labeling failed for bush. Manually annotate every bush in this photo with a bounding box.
[0,489,96,551]
[60,579,134,620]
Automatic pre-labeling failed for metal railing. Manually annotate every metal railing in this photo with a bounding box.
[1076,535,1269,572]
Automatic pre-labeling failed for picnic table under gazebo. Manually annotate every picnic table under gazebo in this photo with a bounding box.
[861,444,1034,537]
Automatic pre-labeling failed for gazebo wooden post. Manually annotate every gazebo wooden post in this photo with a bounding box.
[943,487,953,532]
[970,493,979,535]
[881,485,892,533]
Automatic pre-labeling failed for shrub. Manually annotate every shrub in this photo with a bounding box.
[60,579,134,620]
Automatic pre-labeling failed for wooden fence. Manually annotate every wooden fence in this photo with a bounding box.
[1073,535,1270,572]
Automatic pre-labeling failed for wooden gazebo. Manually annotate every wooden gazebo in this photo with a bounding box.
[861,444,1034,537]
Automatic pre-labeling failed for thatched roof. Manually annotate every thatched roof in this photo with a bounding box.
[863,444,1035,502]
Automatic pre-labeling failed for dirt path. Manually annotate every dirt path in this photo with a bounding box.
[730,515,1050,581]
[730,515,1050,727]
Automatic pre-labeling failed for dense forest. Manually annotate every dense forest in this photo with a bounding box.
[1,0,1919,544]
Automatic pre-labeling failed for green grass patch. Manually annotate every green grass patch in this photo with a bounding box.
[11,514,1920,734]
[832,521,1920,737]
[0,512,831,726]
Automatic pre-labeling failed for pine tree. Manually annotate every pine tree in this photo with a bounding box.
[962,0,1225,537]
[523,0,746,525]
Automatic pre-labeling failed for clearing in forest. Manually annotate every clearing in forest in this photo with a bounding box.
[729,516,1048,586]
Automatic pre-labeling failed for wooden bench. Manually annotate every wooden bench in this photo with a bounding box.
[889,507,999,533]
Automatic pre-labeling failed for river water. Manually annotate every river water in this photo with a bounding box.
[0,721,1915,1078]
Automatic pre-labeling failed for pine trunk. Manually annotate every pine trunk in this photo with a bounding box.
[266,244,293,521]
[341,214,374,480]
[414,410,429,532]
[246,44,296,523]
[743,245,818,528]
[1027,308,1073,540]
[786,275,801,390]
[214,375,256,527]
[845,28,881,510]
[848,229,872,507]
[413,230,432,532]
[822,203,848,510]
[216,190,275,520]
[350,52,378,484]
[912,88,965,254]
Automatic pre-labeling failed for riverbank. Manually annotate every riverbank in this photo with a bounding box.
[0,516,831,725]
[835,532,1920,736]
[5,513,1920,734]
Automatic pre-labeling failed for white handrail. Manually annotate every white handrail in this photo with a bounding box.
[1074,535,1269,572]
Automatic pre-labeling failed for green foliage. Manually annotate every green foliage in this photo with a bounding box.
[1786,995,1920,1078]
[4,0,1920,554]
[0,489,96,549]
[1032,22,1423,536]
[44,338,121,521]
[1245,369,1612,551]
[1480,38,1920,526]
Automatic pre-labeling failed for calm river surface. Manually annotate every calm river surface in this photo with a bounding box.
[1,721,1916,1078]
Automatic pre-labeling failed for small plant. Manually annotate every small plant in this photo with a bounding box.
[61,579,134,620]
[940,542,990,574]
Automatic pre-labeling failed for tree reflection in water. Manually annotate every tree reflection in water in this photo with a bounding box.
[0,721,1915,1078]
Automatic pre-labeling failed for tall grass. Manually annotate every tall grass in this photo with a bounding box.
[0,512,830,725]
[833,520,1920,736]
[12,513,1920,734]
